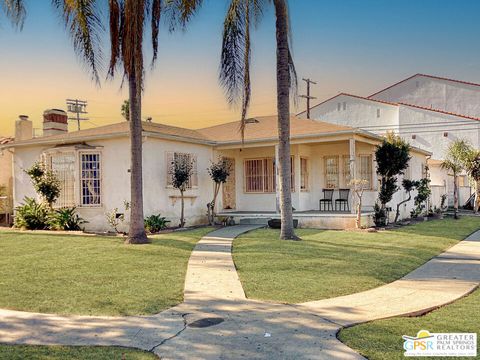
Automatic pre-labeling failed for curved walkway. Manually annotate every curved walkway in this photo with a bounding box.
[1,226,480,359]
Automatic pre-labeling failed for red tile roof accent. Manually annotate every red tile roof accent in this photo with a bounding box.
[399,103,480,122]
[297,92,398,116]
[369,73,480,98]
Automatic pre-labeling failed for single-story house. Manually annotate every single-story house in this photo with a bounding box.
[3,111,430,231]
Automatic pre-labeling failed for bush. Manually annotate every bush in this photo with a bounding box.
[48,207,87,231]
[373,203,387,227]
[14,197,50,230]
[144,214,170,233]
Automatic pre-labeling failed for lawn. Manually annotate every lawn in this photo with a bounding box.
[0,228,211,316]
[0,345,157,359]
[233,217,480,303]
[338,288,480,359]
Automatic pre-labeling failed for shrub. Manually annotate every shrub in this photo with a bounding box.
[373,203,387,227]
[144,214,170,233]
[14,197,50,230]
[25,162,61,207]
[48,207,87,231]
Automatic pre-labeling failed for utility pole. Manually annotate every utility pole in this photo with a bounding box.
[66,99,89,130]
[299,78,317,119]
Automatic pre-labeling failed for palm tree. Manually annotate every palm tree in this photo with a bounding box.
[48,0,200,244]
[1,0,26,28]
[441,140,470,219]
[459,145,480,213]
[219,0,298,240]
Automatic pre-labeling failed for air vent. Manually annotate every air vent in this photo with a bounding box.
[244,118,259,124]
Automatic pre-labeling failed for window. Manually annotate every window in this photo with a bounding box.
[343,155,351,186]
[166,152,198,189]
[300,157,309,191]
[80,153,101,206]
[49,152,75,208]
[376,108,381,118]
[337,103,341,111]
[343,101,347,110]
[358,155,372,188]
[244,158,275,193]
[324,156,339,189]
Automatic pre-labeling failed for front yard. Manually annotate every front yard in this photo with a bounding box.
[233,217,480,303]
[338,287,480,359]
[0,228,211,316]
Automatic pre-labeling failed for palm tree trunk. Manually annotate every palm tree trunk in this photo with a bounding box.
[274,0,297,240]
[126,71,148,244]
[454,174,459,219]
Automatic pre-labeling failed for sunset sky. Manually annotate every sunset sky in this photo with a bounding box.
[1,0,480,136]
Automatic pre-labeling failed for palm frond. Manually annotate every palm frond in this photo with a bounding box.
[284,0,297,104]
[164,0,202,31]
[122,0,146,87]
[2,0,26,29]
[52,0,104,84]
[151,0,161,63]
[108,0,122,77]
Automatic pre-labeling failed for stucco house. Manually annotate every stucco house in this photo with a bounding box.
[3,110,429,231]
[0,136,14,225]
[299,74,480,207]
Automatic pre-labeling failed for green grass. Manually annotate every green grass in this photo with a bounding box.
[0,345,157,359]
[0,228,212,316]
[233,217,480,303]
[338,288,480,359]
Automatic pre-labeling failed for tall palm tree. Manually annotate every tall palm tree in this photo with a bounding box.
[1,0,26,28]
[219,0,299,240]
[441,140,470,219]
[51,0,200,244]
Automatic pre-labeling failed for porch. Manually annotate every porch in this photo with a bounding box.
[216,210,375,230]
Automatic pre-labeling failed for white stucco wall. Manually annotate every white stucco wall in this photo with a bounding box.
[300,94,400,134]
[371,75,480,119]
[12,136,215,232]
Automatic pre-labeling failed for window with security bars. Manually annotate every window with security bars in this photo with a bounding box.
[81,153,101,206]
[343,155,351,186]
[358,154,372,188]
[49,152,76,208]
[166,152,198,189]
[244,158,275,193]
[324,156,339,189]
[300,157,309,191]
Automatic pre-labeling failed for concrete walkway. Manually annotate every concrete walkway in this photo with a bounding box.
[0,226,479,359]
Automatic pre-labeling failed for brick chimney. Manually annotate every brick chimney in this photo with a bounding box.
[15,115,33,141]
[43,109,68,137]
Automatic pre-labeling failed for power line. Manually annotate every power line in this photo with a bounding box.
[299,78,317,119]
[66,99,89,131]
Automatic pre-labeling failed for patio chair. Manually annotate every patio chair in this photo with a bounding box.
[335,188,350,211]
[319,189,334,211]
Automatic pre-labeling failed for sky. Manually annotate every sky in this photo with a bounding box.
[1,0,480,136]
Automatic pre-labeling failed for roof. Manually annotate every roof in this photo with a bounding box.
[197,115,356,143]
[399,103,480,122]
[297,92,398,116]
[369,73,480,98]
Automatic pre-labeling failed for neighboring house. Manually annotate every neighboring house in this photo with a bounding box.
[3,111,429,231]
[299,74,480,207]
[0,136,14,224]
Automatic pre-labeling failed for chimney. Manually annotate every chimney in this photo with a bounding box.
[43,109,68,137]
[15,115,33,141]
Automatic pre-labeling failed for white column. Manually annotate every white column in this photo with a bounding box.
[349,138,356,214]
[275,144,280,213]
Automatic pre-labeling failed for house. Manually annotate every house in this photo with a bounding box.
[3,111,430,231]
[298,74,480,207]
[0,136,14,225]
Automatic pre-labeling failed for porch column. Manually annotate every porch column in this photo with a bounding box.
[275,144,280,213]
[349,138,356,214]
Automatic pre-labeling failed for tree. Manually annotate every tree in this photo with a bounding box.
[413,177,431,217]
[207,157,232,224]
[375,132,411,216]
[219,0,298,240]
[25,162,60,207]
[459,145,480,213]
[170,155,194,228]
[441,140,470,219]
[51,0,201,244]
[121,99,130,121]
[1,0,26,29]
[349,179,368,229]
[394,179,416,223]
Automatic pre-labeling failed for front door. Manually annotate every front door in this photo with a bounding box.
[222,158,236,210]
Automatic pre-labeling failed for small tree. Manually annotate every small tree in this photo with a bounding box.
[413,177,431,217]
[207,158,232,225]
[461,148,480,213]
[121,100,130,121]
[375,132,411,224]
[349,179,368,229]
[25,162,60,207]
[395,179,417,223]
[441,140,470,219]
[170,155,194,228]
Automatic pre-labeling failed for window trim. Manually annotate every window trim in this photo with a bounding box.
[300,157,309,192]
[324,155,340,189]
[357,153,373,190]
[78,151,103,208]
[243,157,276,194]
